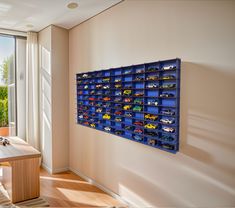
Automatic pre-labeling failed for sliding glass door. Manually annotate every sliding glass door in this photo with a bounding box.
[0,35,15,136]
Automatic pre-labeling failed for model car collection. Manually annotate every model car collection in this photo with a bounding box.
[77,59,179,152]
[145,114,158,121]
[147,100,158,106]
[123,90,132,95]
[147,83,158,88]
[133,106,142,112]
[148,139,157,146]
[159,93,174,98]
[123,105,131,110]
[160,118,175,124]
[103,114,111,120]
[144,123,157,129]
[162,127,175,133]
[162,75,175,80]
[160,109,175,115]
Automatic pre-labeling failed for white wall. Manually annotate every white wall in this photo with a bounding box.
[69,0,235,207]
[39,25,69,173]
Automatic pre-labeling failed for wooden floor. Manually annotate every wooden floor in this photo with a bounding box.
[40,168,126,207]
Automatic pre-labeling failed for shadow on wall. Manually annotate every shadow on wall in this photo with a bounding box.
[116,62,235,207]
[180,62,235,176]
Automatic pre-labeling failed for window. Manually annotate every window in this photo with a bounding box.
[0,34,26,138]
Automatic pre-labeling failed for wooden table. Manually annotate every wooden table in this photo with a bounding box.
[0,137,41,203]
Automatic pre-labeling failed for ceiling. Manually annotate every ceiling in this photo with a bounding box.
[0,0,122,32]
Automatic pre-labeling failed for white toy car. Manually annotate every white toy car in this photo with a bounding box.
[162,127,175,133]
[160,118,174,124]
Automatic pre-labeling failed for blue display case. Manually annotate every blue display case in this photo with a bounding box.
[76,58,181,153]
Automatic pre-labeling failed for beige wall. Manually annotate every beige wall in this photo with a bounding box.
[69,0,235,207]
[39,25,69,173]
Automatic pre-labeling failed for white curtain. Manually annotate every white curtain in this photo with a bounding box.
[26,32,40,150]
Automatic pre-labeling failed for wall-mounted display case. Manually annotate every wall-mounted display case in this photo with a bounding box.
[76,58,181,153]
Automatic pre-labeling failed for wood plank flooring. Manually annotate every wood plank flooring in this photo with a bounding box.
[40,168,126,207]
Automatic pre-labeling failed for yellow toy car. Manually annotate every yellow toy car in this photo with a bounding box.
[123,105,131,110]
[144,123,157,129]
[145,114,158,121]
[103,114,111,120]
[90,123,96,128]
[123,90,132,95]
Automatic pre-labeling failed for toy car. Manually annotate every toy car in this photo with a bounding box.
[124,98,132,103]
[115,84,122,88]
[144,123,157,129]
[148,139,157,146]
[84,115,89,119]
[103,103,111,107]
[134,98,143,105]
[145,114,158,121]
[89,97,95,101]
[78,91,83,95]
[102,78,110,82]
[78,115,83,119]
[114,97,122,102]
[160,84,176,89]
[115,91,122,96]
[133,106,142,111]
[161,135,175,142]
[115,111,122,115]
[115,104,122,108]
[90,123,96,128]
[96,108,102,113]
[90,90,95,95]
[162,65,176,70]
[162,127,175,133]
[160,109,175,115]
[84,85,89,89]
[103,97,111,101]
[115,117,122,122]
[96,84,102,89]
[103,85,110,89]
[114,130,123,135]
[91,113,96,117]
[160,118,175,124]
[133,135,143,141]
[103,114,111,120]
[162,75,175,80]
[97,91,102,95]
[90,102,95,106]
[82,74,88,78]
[133,121,144,126]
[134,76,144,81]
[104,127,111,131]
[123,90,132,95]
[161,144,174,150]
[136,69,144,74]
[104,91,111,95]
[125,126,133,131]
[146,75,158,81]
[134,128,143,134]
[124,70,132,74]
[115,78,121,82]
[147,83,158,88]
[147,100,158,106]
[145,131,158,137]
[134,93,144,97]
[146,67,158,72]
[96,103,102,107]
[125,112,132,117]
[159,93,174,98]
[123,105,131,110]
[83,121,89,125]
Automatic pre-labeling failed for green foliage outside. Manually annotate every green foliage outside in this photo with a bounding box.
[0,56,10,127]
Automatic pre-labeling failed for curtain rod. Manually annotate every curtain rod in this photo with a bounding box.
[0,28,27,37]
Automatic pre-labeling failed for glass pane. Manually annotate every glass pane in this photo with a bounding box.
[0,35,16,136]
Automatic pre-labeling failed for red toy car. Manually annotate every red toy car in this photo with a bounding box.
[134,128,143,134]
[89,97,95,101]
[134,121,144,126]
[115,111,122,115]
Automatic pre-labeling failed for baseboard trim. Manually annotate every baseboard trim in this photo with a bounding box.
[52,167,69,174]
[41,163,52,174]
[69,167,132,207]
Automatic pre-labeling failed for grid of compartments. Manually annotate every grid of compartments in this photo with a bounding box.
[76,58,180,153]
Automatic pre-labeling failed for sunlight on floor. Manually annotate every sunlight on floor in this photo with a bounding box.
[56,187,110,206]
[40,175,89,184]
